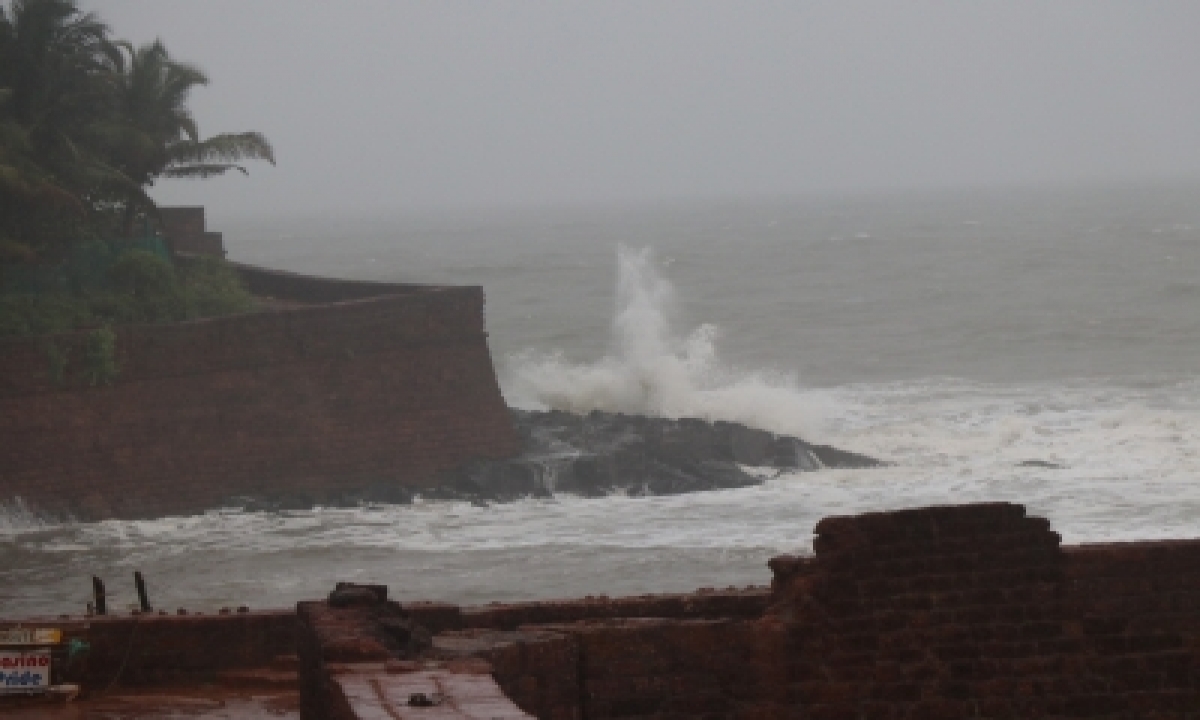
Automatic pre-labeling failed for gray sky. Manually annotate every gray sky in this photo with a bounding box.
[85,1,1200,220]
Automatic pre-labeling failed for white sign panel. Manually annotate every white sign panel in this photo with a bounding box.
[0,649,51,693]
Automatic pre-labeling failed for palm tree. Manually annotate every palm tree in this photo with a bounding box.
[107,39,274,236]
[0,0,275,248]
[0,0,125,256]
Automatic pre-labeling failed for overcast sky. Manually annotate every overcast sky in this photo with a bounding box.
[84,1,1200,220]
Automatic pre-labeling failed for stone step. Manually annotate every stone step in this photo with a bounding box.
[334,668,533,719]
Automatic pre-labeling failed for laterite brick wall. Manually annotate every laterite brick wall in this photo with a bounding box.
[428,504,1200,719]
[0,267,520,519]
[762,503,1200,718]
[7,503,1200,717]
[0,611,296,689]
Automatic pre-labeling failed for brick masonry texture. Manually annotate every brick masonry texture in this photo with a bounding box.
[4,503,1200,718]
[760,502,1200,719]
[288,504,1200,718]
[0,266,520,520]
[0,611,296,688]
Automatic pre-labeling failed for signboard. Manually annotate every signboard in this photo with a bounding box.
[0,648,51,693]
[0,628,61,646]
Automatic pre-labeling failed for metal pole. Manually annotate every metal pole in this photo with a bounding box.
[134,571,151,613]
[92,576,107,616]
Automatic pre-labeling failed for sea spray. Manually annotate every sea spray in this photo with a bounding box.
[0,498,55,537]
[505,246,828,439]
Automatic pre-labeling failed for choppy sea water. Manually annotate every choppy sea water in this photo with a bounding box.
[3,183,1200,617]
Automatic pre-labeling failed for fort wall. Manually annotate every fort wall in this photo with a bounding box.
[3,503,1200,716]
[300,504,1200,719]
[0,266,520,519]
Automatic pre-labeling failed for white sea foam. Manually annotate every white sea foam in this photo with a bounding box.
[505,246,827,439]
[0,498,55,537]
[9,190,1200,616]
[6,377,1200,616]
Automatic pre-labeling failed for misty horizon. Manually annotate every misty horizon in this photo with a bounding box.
[83,1,1200,222]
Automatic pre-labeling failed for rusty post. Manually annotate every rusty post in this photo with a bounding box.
[134,571,151,613]
[92,576,107,615]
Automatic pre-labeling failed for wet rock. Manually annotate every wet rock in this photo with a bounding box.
[564,455,616,497]
[808,444,886,469]
[329,583,388,607]
[450,460,552,501]
[696,460,762,490]
[731,426,775,465]
[503,408,886,498]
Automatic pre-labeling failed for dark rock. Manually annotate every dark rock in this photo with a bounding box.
[645,461,706,495]
[329,582,388,607]
[809,444,886,469]
[379,616,432,652]
[731,426,774,465]
[501,407,885,499]
[566,455,616,497]
[452,460,551,500]
[695,460,762,490]
[408,693,440,707]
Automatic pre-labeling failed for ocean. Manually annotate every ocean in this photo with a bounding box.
[3,182,1200,617]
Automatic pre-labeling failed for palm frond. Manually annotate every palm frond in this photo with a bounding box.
[167,131,274,166]
[162,162,248,179]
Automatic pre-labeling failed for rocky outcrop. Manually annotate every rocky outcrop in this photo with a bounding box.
[427,409,885,503]
[230,409,885,510]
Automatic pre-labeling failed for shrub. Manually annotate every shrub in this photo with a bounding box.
[83,326,119,386]
[0,293,93,337]
[0,250,257,336]
[178,256,257,318]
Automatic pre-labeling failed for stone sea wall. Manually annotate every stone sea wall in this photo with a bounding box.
[3,503,1199,717]
[0,267,520,520]
[301,503,1200,719]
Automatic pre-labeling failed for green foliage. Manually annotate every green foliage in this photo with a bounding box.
[0,291,91,335]
[106,249,176,296]
[93,249,188,322]
[83,325,117,386]
[0,248,257,337]
[178,255,257,318]
[0,1,268,341]
[0,0,274,252]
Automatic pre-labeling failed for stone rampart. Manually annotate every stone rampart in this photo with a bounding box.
[0,610,296,688]
[302,503,1200,719]
[0,266,520,519]
[5,503,1200,718]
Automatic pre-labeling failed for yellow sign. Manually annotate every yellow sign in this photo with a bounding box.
[0,629,62,646]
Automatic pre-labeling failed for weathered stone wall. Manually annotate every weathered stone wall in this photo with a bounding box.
[762,503,1200,718]
[226,261,430,304]
[401,588,770,633]
[408,504,1200,719]
[159,206,225,258]
[0,611,296,688]
[8,503,1200,717]
[0,269,520,519]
